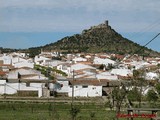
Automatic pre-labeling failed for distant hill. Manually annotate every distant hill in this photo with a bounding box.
[35,20,159,56]
[1,21,160,57]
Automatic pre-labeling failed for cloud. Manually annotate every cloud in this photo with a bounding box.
[1,0,160,12]
[0,0,160,32]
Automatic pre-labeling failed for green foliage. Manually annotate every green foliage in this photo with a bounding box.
[133,70,141,79]
[34,64,67,78]
[70,107,80,120]
[147,89,158,102]
[112,86,126,102]
[127,87,141,101]
[90,112,96,120]
[28,48,41,58]
[0,102,115,120]
[48,103,53,112]
[155,83,160,95]
[112,85,127,113]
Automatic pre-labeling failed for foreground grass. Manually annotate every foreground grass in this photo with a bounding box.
[0,102,113,120]
[0,101,158,120]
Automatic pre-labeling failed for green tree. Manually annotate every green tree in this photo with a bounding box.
[127,87,141,102]
[147,89,158,106]
[70,107,80,120]
[132,69,146,108]
[112,83,128,119]
[155,83,160,95]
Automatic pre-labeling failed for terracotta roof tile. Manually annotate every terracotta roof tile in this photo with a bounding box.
[0,71,6,76]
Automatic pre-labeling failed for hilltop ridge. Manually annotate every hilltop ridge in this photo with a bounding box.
[1,20,159,57]
[39,20,159,56]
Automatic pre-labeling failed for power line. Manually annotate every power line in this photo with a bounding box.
[125,33,160,60]
[142,33,160,48]
[126,18,160,39]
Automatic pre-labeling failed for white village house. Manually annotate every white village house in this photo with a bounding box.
[0,53,34,68]
[111,68,133,77]
[93,56,116,67]
[68,79,103,97]
[57,63,96,78]
[0,67,57,97]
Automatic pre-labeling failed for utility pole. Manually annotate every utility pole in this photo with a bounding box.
[4,83,6,99]
[71,70,75,120]
[18,79,20,94]
[47,62,51,98]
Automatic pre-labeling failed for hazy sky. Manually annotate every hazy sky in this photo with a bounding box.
[0,0,160,51]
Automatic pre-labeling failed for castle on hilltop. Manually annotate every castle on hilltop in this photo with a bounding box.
[90,20,110,29]
[82,20,111,34]
[104,20,108,26]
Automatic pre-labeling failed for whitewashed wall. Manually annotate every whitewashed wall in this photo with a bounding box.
[12,57,27,64]
[14,61,34,68]
[93,57,115,66]
[34,56,50,65]
[0,80,6,94]
[0,55,11,64]
[0,81,43,97]
[68,85,102,97]
[56,81,69,93]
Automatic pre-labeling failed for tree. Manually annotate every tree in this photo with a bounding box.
[132,69,146,108]
[155,83,160,95]
[147,89,158,106]
[127,87,141,102]
[70,107,80,120]
[112,83,128,119]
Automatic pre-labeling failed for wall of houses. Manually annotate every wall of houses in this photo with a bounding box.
[12,57,27,64]
[57,64,70,75]
[8,68,41,79]
[93,57,115,66]
[0,55,11,64]
[14,61,34,68]
[0,80,6,94]
[68,85,102,97]
[0,80,44,97]
[56,80,69,93]
[34,56,51,65]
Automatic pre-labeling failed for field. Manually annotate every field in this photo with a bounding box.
[0,100,154,120]
[0,101,112,120]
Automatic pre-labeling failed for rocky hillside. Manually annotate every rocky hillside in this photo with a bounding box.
[1,21,159,57]
[38,21,158,56]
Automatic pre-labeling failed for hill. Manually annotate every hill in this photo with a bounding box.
[36,20,158,56]
[1,21,159,57]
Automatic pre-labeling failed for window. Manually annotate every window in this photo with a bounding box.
[82,85,88,88]
[92,87,96,90]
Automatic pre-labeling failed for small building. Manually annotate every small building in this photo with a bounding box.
[93,57,116,67]
[68,79,102,97]
[0,79,56,97]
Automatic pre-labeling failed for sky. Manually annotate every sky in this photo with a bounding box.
[0,0,160,51]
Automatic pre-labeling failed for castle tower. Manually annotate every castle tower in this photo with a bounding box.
[105,20,108,26]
